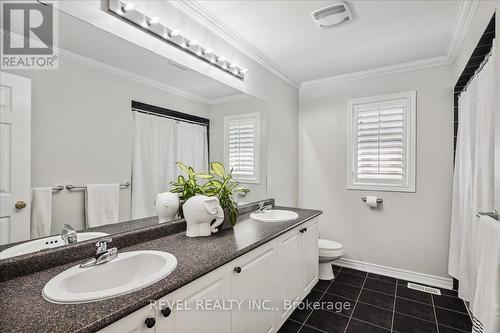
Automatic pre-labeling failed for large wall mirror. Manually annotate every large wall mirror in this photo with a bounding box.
[0,5,269,260]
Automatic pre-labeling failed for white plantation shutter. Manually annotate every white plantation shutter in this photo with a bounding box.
[347,91,416,192]
[224,113,260,183]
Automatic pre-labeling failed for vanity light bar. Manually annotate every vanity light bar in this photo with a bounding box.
[107,1,247,80]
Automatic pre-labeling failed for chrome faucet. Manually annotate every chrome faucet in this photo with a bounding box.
[61,224,78,244]
[80,238,118,268]
[255,201,273,214]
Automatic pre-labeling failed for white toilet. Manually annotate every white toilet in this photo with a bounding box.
[318,239,344,280]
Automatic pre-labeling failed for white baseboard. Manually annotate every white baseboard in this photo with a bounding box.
[336,258,454,290]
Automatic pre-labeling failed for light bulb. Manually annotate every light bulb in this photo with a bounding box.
[229,62,238,68]
[240,68,249,73]
[150,17,159,24]
[169,29,180,37]
[188,40,199,47]
[121,2,135,13]
[217,56,226,62]
[203,48,213,55]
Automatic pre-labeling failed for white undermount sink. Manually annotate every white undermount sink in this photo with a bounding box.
[43,250,177,304]
[250,210,299,223]
[0,232,109,259]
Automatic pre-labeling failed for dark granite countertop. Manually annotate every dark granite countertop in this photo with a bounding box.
[0,206,322,333]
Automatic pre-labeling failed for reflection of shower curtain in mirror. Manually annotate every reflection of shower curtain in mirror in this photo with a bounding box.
[131,112,208,219]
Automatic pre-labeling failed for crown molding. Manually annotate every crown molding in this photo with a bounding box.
[300,56,449,89]
[168,0,300,88]
[0,29,248,105]
[301,0,478,89]
[174,0,478,90]
[207,93,250,105]
[446,0,479,63]
[57,48,211,104]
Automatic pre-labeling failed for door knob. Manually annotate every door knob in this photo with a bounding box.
[144,317,156,328]
[161,307,172,317]
[15,201,27,209]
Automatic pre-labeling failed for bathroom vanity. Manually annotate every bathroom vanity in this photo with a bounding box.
[101,216,318,333]
[0,204,321,333]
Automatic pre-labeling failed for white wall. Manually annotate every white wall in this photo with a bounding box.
[7,57,209,234]
[208,98,269,204]
[58,1,299,207]
[299,65,454,278]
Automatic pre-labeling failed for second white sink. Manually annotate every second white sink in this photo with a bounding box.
[43,250,177,304]
[250,210,299,223]
[0,232,108,259]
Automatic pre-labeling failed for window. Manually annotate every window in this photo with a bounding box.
[224,113,260,184]
[347,91,416,192]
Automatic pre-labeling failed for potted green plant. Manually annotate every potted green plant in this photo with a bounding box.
[170,162,212,218]
[203,162,249,229]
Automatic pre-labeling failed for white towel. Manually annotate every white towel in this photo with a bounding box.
[472,215,500,333]
[31,187,52,238]
[85,184,120,228]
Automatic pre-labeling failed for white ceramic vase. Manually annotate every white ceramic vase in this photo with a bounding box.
[183,195,224,237]
[155,192,180,223]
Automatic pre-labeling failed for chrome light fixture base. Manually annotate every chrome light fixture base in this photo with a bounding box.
[108,0,247,80]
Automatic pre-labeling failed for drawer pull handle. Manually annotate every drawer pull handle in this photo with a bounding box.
[234,266,242,273]
[145,317,156,328]
[161,307,172,317]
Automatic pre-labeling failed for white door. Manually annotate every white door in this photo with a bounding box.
[156,267,231,333]
[301,220,319,297]
[277,229,301,323]
[0,72,31,245]
[231,242,278,333]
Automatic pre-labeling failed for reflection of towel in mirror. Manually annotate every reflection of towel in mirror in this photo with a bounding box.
[85,184,119,228]
[472,215,500,333]
[31,187,52,238]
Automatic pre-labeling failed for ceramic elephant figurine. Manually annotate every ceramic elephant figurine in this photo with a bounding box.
[155,192,180,223]
[183,195,224,237]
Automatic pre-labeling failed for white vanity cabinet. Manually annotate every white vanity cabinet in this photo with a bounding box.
[98,217,319,333]
[300,219,319,296]
[276,218,319,326]
[98,302,156,333]
[230,241,279,333]
[156,265,233,333]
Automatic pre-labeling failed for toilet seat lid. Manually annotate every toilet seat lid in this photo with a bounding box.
[318,239,343,251]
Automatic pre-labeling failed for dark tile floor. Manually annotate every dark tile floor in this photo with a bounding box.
[278,265,472,333]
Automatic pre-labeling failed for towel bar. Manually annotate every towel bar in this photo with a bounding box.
[52,185,64,192]
[66,182,131,191]
[476,209,498,220]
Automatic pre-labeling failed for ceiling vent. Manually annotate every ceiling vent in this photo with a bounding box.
[311,1,353,29]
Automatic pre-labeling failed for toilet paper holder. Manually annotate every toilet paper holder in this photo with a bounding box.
[362,197,383,204]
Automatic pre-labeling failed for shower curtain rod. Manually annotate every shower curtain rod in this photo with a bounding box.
[132,108,209,127]
[460,47,494,95]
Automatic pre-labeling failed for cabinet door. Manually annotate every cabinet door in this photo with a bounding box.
[231,242,279,333]
[156,266,231,333]
[301,219,319,297]
[97,304,156,333]
[277,229,301,323]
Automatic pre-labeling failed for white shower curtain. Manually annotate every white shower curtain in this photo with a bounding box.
[449,41,496,305]
[131,112,208,219]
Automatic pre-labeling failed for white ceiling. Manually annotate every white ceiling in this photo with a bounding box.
[195,0,461,83]
[58,10,242,102]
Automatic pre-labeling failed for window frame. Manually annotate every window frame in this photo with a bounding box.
[223,112,260,184]
[346,91,416,192]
